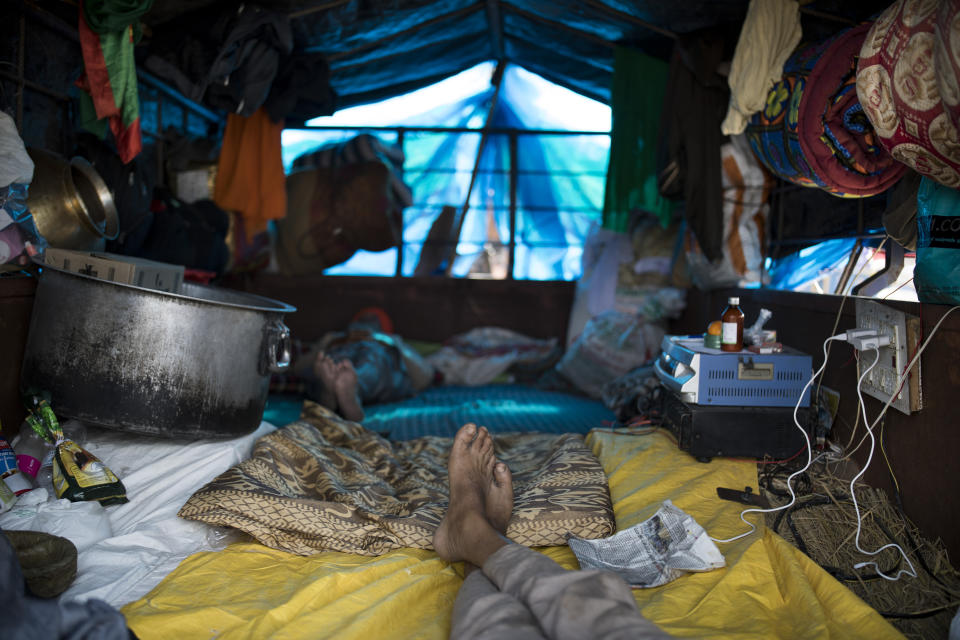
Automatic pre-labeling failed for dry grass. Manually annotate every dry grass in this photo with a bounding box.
[760,460,960,640]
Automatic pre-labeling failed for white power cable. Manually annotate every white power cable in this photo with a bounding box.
[711,306,958,577]
[839,306,960,579]
[839,305,959,463]
[709,333,847,544]
[850,346,917,581]
[864,305,960,441]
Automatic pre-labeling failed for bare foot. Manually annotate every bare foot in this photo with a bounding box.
[486,462,513,534]
[333,360,365,422]
[433,424,509,565]
[313,352,338,411]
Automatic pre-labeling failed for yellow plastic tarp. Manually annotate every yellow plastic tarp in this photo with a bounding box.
[123,430,903,639]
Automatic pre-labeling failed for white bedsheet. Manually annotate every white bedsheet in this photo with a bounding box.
[0,421,276,608]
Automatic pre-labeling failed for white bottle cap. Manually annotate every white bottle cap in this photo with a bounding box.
[729,296,739,305]
[3,472,33,495]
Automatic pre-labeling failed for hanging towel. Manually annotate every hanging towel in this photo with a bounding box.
[603,47,673,231]
[76,0,151,164]
[214,108,287,240]
[722,0,802,135]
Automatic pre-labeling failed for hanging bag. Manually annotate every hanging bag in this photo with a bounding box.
[915,177,960,304]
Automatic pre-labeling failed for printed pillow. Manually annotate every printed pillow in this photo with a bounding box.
[179,401,615,555]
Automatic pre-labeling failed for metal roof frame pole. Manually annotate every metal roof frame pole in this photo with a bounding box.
[833,239,863,295]
[507,130,517,280]
[444,60,507,276]
[395,127,406,278]
[156,93,164,186]
[852,239,904,297]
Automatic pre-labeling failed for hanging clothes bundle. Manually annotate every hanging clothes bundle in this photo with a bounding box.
[856,0,960,189]
[746,23,906,197]
[291,134,412,211]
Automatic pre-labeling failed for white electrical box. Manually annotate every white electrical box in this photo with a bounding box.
[854,299,922,414]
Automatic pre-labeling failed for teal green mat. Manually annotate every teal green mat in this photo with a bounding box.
[264,385,614,440]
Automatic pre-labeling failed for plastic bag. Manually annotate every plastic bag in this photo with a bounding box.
[685,135,772,290]
[601,365,660,421]
[567,219,686,347]
[915,177,960,304]
[565,223,633,347]
[0,111,44,268]
[0,488,114,553]
[568,500,725,588]
[427,328,558,386]
[556,311,665,398]
[23,397,127,506]
[0,183,46,267]
[0,112,33,188]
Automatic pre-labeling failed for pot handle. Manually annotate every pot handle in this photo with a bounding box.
[261,320,292,375]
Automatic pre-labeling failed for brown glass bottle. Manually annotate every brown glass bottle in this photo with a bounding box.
[720,296,744,352]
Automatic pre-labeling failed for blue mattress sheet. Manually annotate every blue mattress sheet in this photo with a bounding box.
[264,385,614,440]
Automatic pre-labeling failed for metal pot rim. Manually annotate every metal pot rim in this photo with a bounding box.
[69,156,120,240]
[35,260,297,314]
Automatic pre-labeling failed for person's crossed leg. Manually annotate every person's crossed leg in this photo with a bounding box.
[313,351,365,422]
[434,423,511,566]
[435,424,672,640]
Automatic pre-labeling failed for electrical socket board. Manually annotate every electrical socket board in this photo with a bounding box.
[854,299,922,414]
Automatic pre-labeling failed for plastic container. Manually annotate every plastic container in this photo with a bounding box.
[12,418,54,479]
[720,296,744,352]
[0,475,16,512]
[1,435,33,496]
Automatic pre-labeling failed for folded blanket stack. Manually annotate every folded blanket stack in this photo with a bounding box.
[856,0,960,189]
[746,23,906,197]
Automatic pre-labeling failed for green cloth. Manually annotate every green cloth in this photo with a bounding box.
[82,0,153,40]
[78,1,146,163]
[602,46,673,231]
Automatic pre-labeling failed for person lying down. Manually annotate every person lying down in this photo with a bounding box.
[297,309,434,423]
[437,423,672,640]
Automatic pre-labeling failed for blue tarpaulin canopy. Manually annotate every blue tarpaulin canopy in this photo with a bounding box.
[141,1,764,112]
[283,62,611,279]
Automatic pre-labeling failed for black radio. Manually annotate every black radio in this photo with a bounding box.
[659,386,813,462]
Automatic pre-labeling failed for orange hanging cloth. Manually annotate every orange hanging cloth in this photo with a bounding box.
[214,107,286,240]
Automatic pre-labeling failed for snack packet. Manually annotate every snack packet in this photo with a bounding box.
[26,397,128,506]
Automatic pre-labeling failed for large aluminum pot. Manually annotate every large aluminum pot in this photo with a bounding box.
[27,148,119,251]
[20,264,295,439]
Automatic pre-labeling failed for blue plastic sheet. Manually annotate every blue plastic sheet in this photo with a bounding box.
[768,237,858,291]
[286,62,610,280]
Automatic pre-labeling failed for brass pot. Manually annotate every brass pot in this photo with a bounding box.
[26,148,119,251]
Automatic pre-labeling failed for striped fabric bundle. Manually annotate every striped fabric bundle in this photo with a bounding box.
[685,134,774,289]
[292,134,413,209]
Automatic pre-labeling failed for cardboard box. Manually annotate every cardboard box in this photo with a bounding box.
[45,248,184,293]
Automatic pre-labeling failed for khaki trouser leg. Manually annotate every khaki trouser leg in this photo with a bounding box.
[451,544,671,640]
